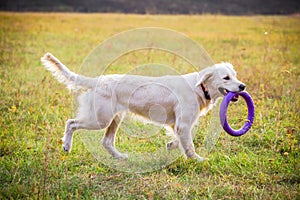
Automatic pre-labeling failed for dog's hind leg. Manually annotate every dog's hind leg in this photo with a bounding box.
[62,118,105,153]
[167,139,179,150]
[101,113,127,159]
[62,119,77,153]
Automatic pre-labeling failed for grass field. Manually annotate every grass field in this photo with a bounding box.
[0,12,299,199]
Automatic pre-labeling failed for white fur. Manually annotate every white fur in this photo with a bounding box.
[41,53,245,162]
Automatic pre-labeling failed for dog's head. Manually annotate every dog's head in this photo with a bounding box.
[196,63,246,102]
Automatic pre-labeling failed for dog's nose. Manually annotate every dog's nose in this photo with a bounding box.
[239,84,246,91]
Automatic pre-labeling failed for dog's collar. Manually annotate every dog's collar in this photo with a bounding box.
[200,83,211,100]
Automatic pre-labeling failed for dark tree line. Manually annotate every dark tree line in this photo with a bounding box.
[0,0,299,15]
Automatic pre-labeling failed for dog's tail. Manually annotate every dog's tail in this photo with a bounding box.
[41,53,94,91]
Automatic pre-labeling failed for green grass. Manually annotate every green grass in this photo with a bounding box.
[1,12,299,199]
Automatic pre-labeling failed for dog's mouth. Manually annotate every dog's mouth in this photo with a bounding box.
[218,87,239,102]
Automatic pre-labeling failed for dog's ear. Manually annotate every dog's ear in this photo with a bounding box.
[195,68,213,87]
[228,63,234,69]
[225,63,237,76]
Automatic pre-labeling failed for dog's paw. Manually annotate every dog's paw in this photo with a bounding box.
[194,153,209,162]
[62,144,71,153]
[62,140,72,153]
[166,140,179,150]
[114,153,128,160]
[61,136,72,153]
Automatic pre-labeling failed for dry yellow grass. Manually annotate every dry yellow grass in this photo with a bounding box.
[0,12,299,199]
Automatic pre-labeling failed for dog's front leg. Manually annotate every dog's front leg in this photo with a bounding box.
[175,123,208,162]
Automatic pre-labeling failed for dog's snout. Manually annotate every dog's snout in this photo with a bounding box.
[239,84,246,91]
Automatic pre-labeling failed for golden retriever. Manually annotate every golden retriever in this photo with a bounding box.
[41,53,245,162]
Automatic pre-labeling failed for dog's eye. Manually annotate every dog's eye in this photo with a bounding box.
[223,76,230,80]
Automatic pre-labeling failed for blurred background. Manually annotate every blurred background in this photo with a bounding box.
[0,0,299,15]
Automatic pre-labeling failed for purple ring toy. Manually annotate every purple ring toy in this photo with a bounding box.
[220,91,255,137]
